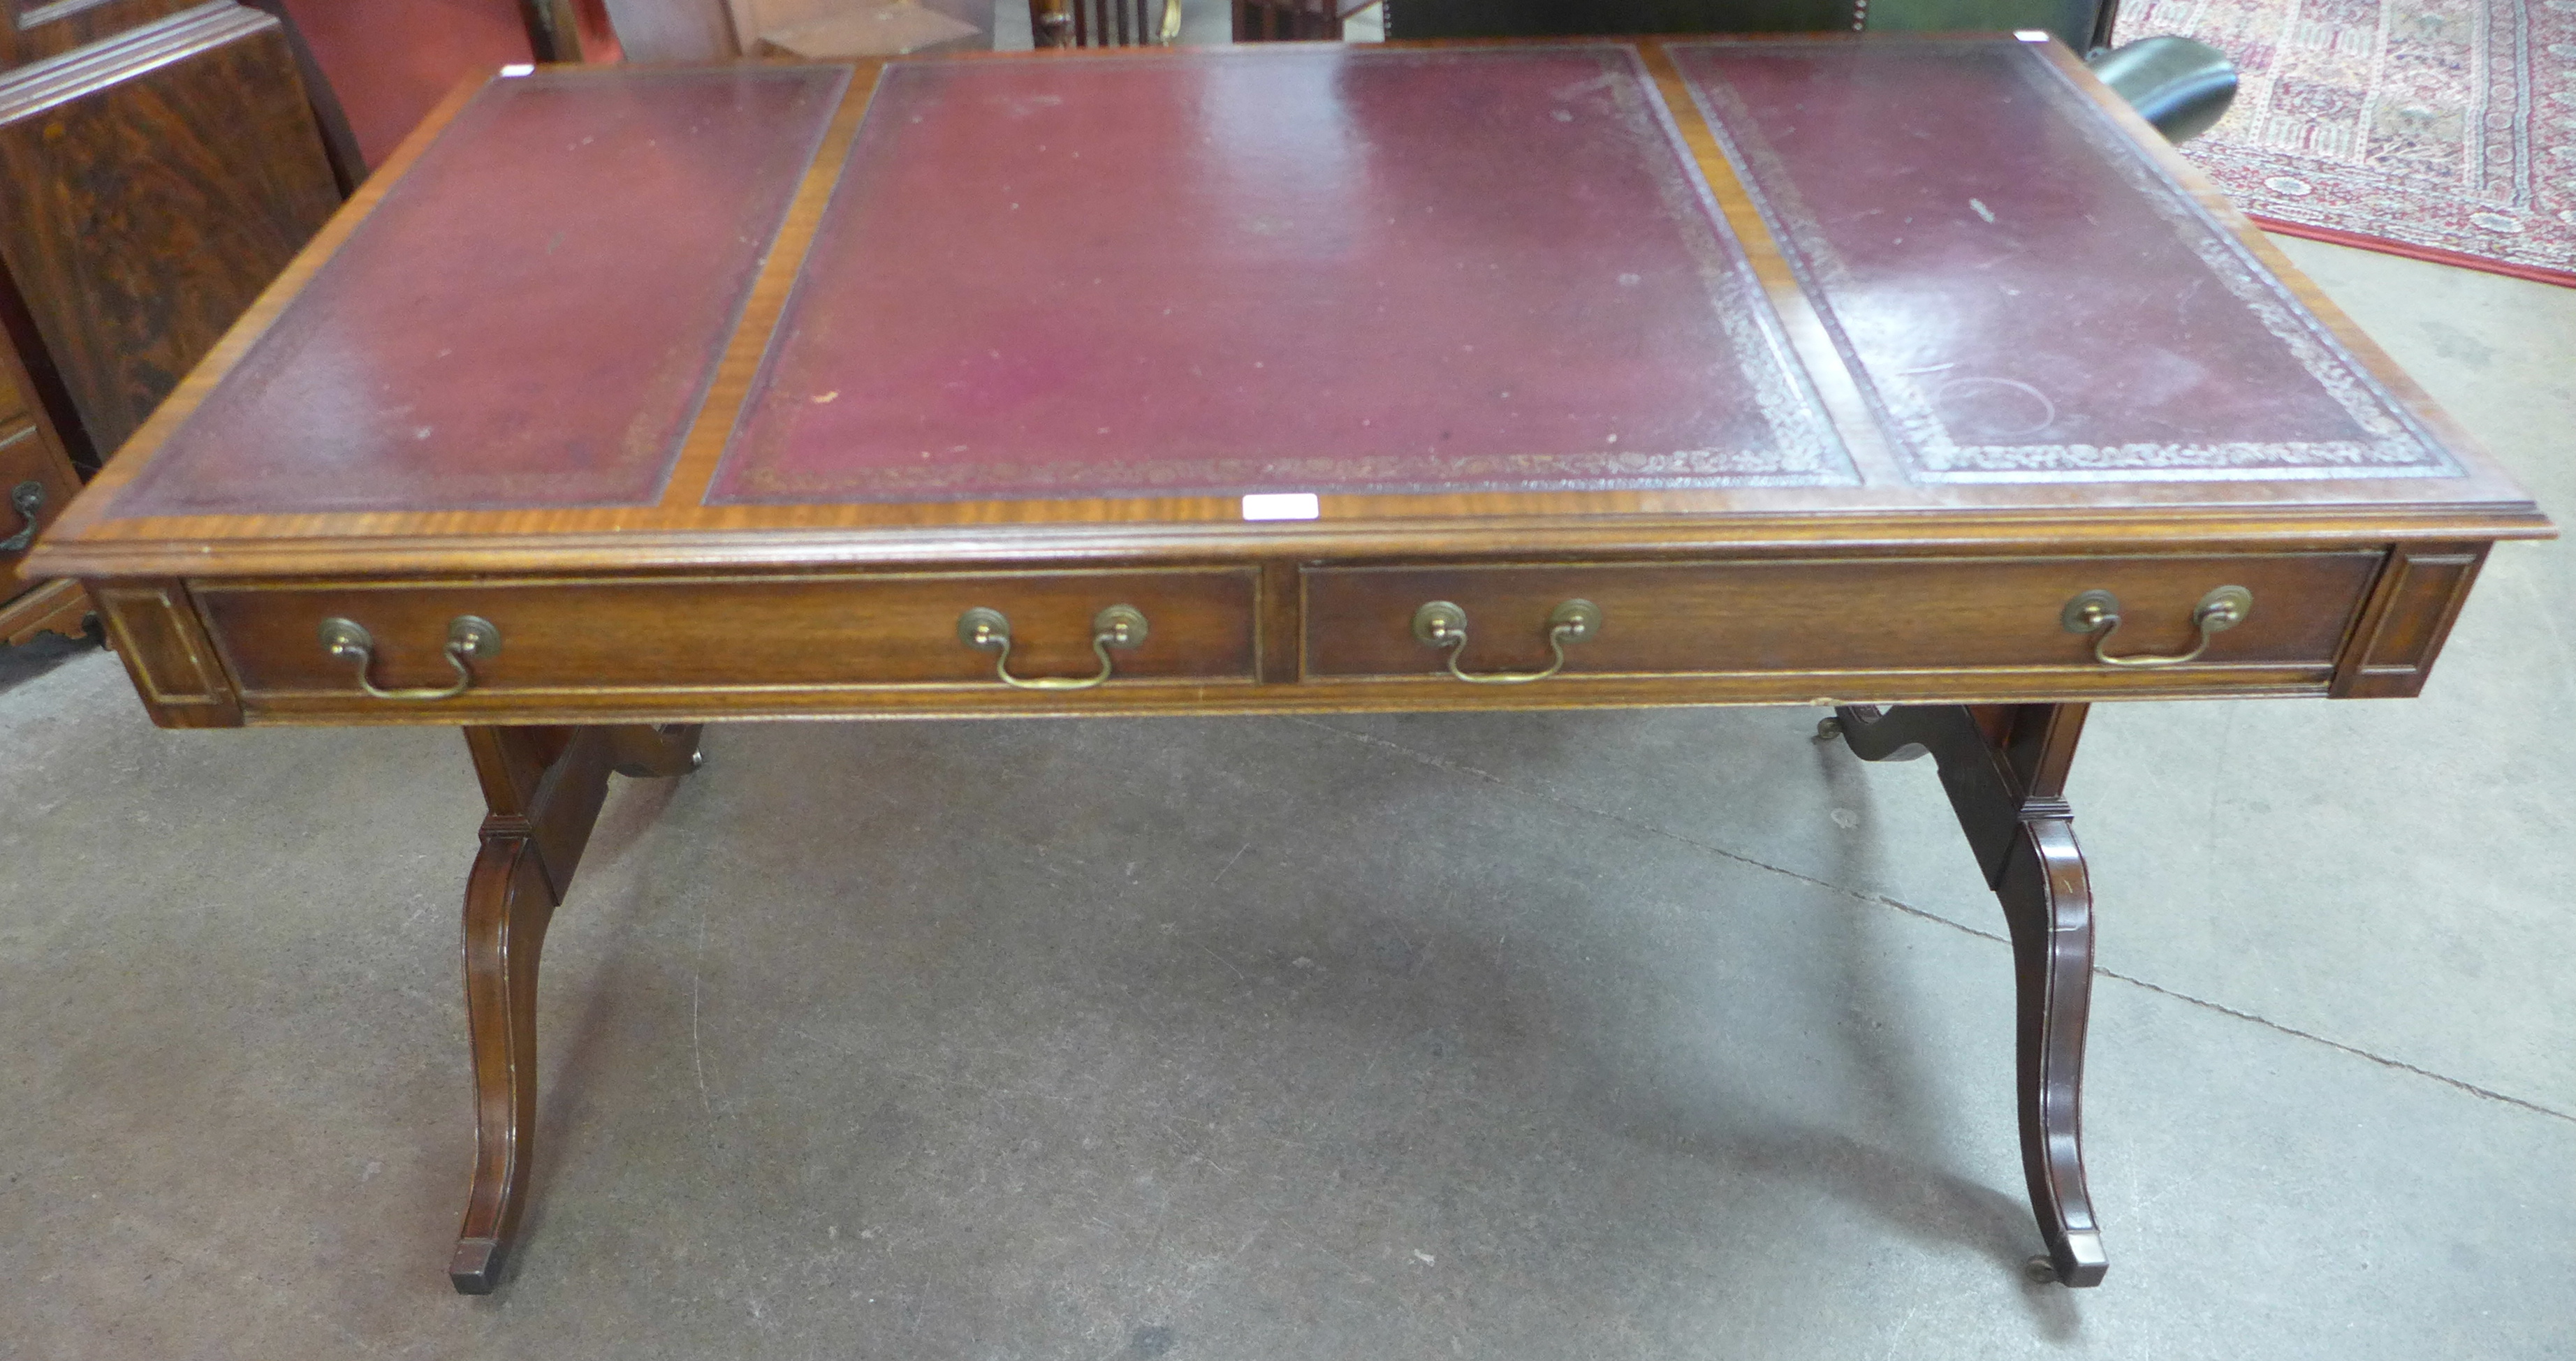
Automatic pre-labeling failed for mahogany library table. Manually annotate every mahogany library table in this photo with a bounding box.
[24,34,2551,1294]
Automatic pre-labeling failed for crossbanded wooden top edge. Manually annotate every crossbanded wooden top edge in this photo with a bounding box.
[25,500,2554,580]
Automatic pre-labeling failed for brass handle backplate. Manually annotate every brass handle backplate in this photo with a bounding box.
[2061,586,2251,668]
[319,615,502,700]
[1,481,43,554]
[1412,598,1601,685]
[958,604,1148,691]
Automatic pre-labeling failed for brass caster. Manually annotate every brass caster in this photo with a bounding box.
[1813,716,1844,743]
[2024,1253,2061,1285]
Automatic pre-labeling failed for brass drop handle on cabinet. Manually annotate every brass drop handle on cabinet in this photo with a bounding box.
[957,604,1148,691]
[318,616,502,700]
[1412,598,1602,684]
[2060,586,2251,667]
[0,481,42,554]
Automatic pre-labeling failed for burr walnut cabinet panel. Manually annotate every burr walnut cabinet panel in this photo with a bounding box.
[0,0,342,464]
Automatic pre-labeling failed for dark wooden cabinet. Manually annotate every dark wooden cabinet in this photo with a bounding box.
[0,1,342,465]
[0,317,85,642]
[0,0,344,642]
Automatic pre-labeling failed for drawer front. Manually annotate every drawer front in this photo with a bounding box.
[1303,554,2383,679]
[200,569,1259,699]
[3,422,82,586]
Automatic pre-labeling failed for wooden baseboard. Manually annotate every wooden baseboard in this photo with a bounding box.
[1,577,94,646]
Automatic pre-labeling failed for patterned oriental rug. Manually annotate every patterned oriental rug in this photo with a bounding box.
[2112,0,2576,286]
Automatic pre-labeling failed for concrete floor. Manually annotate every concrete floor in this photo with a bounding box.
[2,237,2570,1357]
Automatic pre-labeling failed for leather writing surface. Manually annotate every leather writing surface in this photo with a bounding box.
[1672,38,2458,483]
[713,46,1850,505]
[115,65,848,517]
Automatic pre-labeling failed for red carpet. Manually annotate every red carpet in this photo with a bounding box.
[2116,0,2576,286]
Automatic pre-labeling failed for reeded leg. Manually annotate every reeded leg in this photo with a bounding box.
[448,724,703,1294]
[1827,702,2107,1286]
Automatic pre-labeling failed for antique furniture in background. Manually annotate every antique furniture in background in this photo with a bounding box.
[1233,0,1372,41]
[599,0,740,59]
[754,2,983,58]
[28,39,2549,1295]
[0,0,346,644]
[237,0,366,191]
[272,0,569,170]
[267,0,713,173]
[732,0,984,57]
[0,307,84,643]
[522,0,627,58]
[2085,32,2235,141]
[1032,0,1176,45]
[0,0,343,466]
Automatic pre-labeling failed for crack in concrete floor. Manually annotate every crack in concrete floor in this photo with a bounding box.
[1290,714,2576,1127]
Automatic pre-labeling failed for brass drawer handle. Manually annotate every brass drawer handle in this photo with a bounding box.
[2061,586,2251,667]
[1412,598,1601,684]
[318,616,502,700]
[958,604,1148,691]
[1,481,41,554]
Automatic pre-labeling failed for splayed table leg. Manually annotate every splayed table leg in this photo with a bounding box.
[448,723,704,1294]
[1824,702,2107,1287]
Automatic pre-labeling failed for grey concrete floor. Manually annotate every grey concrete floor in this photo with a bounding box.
[2,237,2570,1358]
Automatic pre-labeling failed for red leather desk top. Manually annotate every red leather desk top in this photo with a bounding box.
[117,65,849,516]
[90,38,2486,528]
[1669,39,2453,484]
[714,47,1847,503]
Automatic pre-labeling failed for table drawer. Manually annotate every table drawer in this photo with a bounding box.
[198,569,1259,699]
[1303,554,2384,680]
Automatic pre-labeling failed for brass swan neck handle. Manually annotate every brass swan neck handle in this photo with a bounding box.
[958,604,1149,691]
[319,616,502,701]
[2061,586,2251,668]
[1412,598,1601,685]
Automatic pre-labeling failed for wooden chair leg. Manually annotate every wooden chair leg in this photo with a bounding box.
[1826,702,2107,1286]
[447,724,703,1293]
